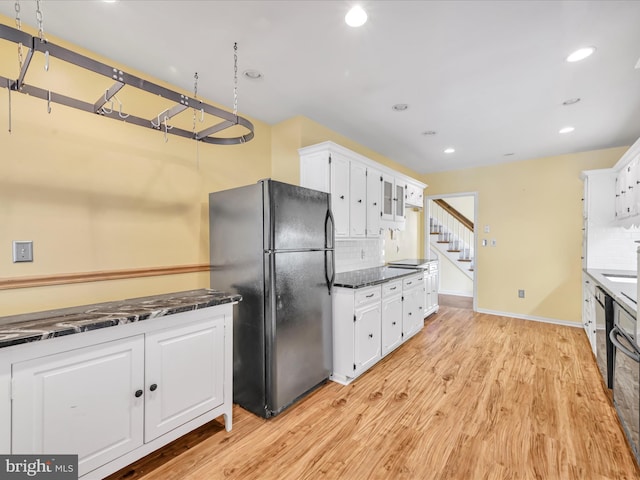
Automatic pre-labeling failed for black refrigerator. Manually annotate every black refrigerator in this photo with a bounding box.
[209,179,334,418]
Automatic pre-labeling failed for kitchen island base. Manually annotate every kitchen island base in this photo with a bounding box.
[0,295,235,480]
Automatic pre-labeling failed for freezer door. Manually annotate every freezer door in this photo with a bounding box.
[267,180,332,251]
[265,250,332,415]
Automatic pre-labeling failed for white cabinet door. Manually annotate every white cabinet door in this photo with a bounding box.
[300,151,331,194]
[331,153,351,237]
[350,161,367,238]
[354,302,382,374]
[424,273,431,316]
[144,316,225,442]
[381,294,403,356]
[395,181,405,221]
[626,157,639,217]
[12,336,145,477]
[381,173,394,222]
[366,167,382,237]
[402,276,423,339]
[405,182,424,208]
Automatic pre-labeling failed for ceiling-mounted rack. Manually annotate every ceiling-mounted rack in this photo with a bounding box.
[0,23,254,145]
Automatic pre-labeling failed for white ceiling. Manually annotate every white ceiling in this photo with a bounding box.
[1,0,639,174]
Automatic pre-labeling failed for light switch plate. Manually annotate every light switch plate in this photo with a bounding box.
[13,241,33,262]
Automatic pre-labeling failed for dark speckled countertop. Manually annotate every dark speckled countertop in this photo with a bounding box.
[334,266,421,289]
[0,289,241,349]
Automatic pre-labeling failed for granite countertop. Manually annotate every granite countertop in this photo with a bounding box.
[0,289,242,349]
[386,258,439,267]
[584,268,637,318]
[334,266,421,289]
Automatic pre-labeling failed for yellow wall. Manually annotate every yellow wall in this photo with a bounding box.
[422,147,627,323]
[0,16,271,316]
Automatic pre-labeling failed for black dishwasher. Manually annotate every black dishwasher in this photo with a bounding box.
[595,287,614,389]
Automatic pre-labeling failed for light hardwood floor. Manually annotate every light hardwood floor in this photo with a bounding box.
[106,306,639,480]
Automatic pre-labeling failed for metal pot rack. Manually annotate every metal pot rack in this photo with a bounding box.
[0,23,255,145]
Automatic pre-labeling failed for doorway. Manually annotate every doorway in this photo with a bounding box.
[425,192,478,311]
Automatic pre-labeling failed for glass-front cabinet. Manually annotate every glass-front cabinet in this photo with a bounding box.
[381,173,405,225]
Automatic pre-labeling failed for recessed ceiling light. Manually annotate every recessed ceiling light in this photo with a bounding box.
[444,148,455,154]
[504,153,515,156]
[562,97,581,106]
[559,126,575,134]
[243,69,263,80]
[345,5,368,27]
[392,104,408,112]
[422,130,437,136]
[566,47,596,63]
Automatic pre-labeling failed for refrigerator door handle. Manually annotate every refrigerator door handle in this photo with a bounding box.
[324,248,335,296]
[325,207,335,250]
[324,207,335,295]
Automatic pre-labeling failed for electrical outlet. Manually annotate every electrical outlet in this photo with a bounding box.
[13,241,33,262]
[482,239,487,247]
[491,239,497,247]
[518,289,525,298]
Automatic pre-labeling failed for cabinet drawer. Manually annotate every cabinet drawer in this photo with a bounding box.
[354,286,381,307]
[382,280,402,298]
[403,275,422,289]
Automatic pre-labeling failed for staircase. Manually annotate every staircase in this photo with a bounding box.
[429,199,474,280]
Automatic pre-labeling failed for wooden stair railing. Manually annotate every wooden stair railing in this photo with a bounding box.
[433,199,474,231]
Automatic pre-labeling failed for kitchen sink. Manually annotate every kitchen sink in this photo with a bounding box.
[603,273,638,284]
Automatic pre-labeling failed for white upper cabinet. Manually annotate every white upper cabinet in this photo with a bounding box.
[300,141,426,238]
[611,137,640,225]
[350,161,367,237]
[366,167,382,237]
[331,153,351,238]
[405,181,424,208]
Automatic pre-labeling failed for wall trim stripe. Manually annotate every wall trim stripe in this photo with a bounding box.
[0,264,211,290]
[475,308,581,328]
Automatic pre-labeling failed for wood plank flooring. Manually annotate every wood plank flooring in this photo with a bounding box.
[438,294,473,310]
[106,306,640,480]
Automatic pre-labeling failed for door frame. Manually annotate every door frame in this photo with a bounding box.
[424,192,478,312]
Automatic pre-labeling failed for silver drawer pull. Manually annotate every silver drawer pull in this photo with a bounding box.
[390,287,397,291]
[366,293,374,298]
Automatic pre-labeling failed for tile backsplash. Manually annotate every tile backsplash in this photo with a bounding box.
[335,238,384,273]
[589,224,640,270]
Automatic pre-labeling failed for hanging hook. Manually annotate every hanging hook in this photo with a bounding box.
[47,90,51,114]
[200,108,204,123]
[101,89,114,114]
[44,50,49,71]
[114,95,129,119]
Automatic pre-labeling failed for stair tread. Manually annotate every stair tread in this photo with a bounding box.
[436,241,450,244]
[458,259,473,262]
[447,250,461,253]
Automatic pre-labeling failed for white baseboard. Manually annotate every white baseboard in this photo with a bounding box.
[475,308,581,328]
[438,289,473,297]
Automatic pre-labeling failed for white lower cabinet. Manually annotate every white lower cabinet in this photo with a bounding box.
[381,281,403,356]
[4,305,233,479]
[332,273,424,385]
[582,275,596,353]
[12,336,145,476]
[402,273,424,340]
[354,296,382,375]
[424,263,439,317]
